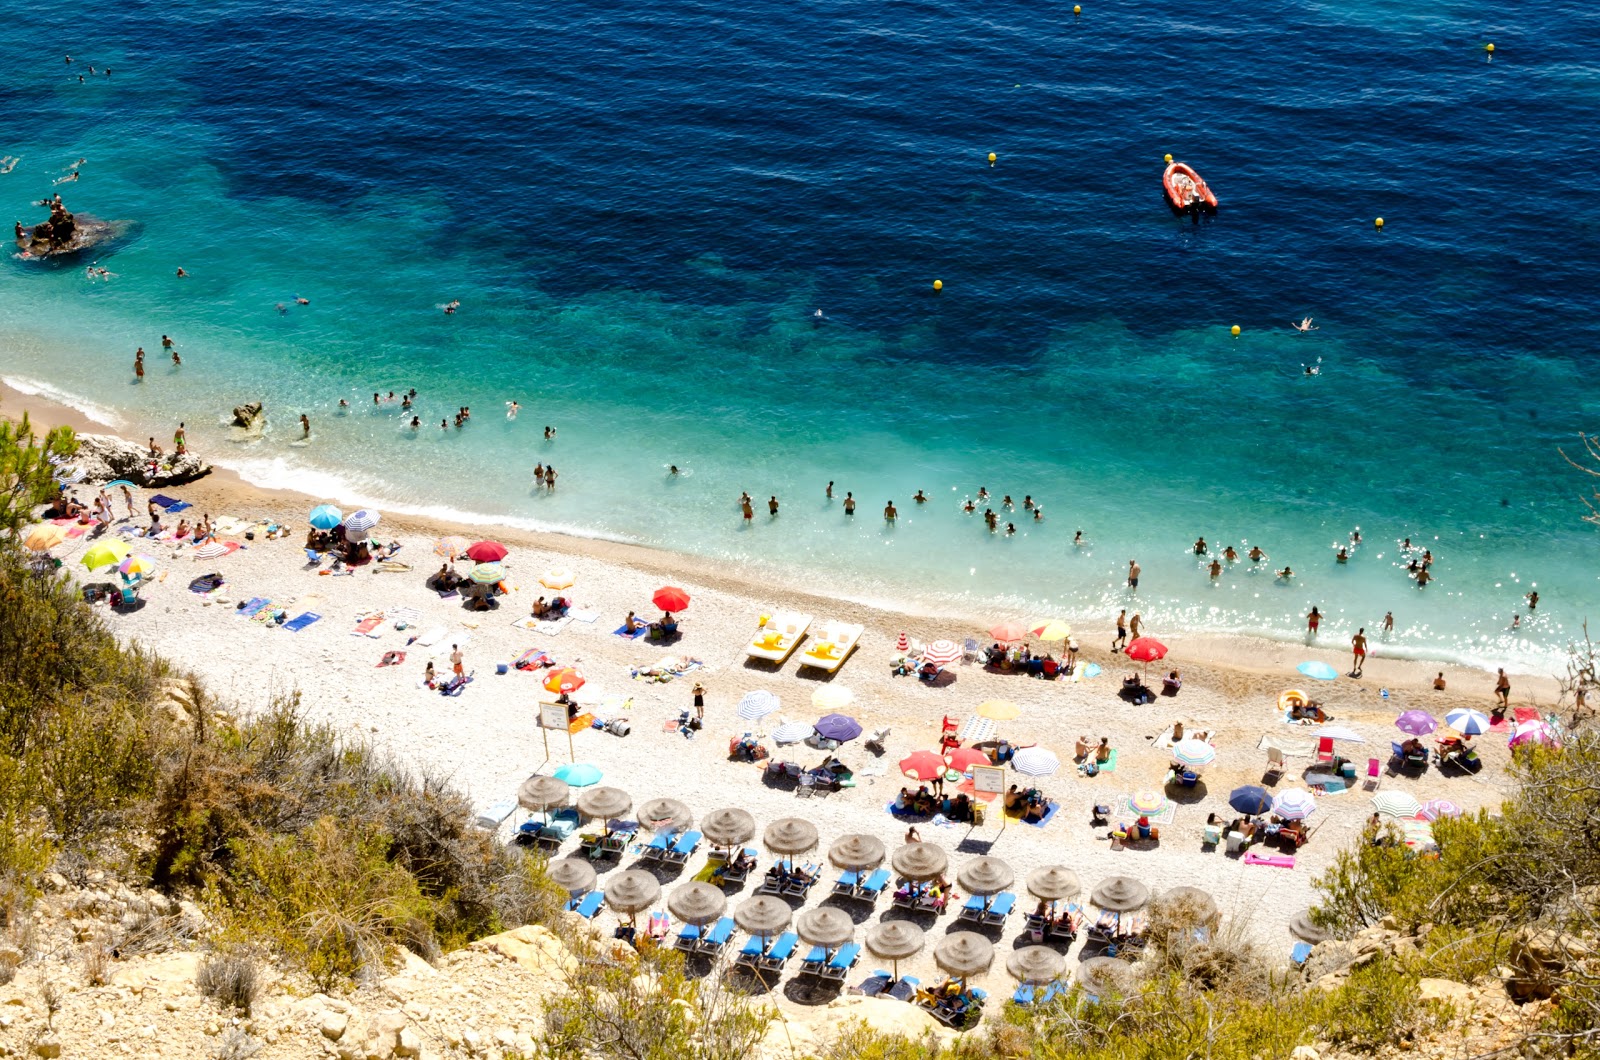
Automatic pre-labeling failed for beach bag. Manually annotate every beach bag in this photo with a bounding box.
[606,718,631,737]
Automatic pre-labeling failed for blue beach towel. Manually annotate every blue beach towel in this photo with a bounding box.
[236,597,270,618]
[282,611,322,632]
[1022,801,1061,828]
[150,494,192,512]
[613,624,649,640]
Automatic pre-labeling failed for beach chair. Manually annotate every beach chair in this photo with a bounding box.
[982,892,1016,926]
[831,870,860,897]
[1315,737,1334,763]
[695,917,736,956]
[734,934,766,970]
[673,923,703,953]
[758,932,798,973]
[962,638,981,665]
[1264,745,1286,780]
[567,891,605,919]
[853,971,892,998]
[717,849,757,885]
[663,830,701,866]
[601,829,636,856]
[1363,757,1381,790]
[821,942,862,981]
[798,945,829,977]
[781,864,819,898]
[957,895,986,924]
[858,868,891,901]
[1225,831,1247,855]
[636,832,673,863]
[1291,942,1313,968]
[1202,822,1221,848]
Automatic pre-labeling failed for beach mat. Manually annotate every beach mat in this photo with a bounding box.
[1244,852,1296,869]
[236,597,270,618]
[150,494,191,511]
[282,612,322,632]
[537,618,571,636]
[514,649,551,670]
[352,613,386,637]
[613,624,649,640]
[1260,733,1317,758]
[511,617,539,631]
[1019,801,1061,828]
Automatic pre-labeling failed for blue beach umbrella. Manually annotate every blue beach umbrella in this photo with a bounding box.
[344,509,381,535]
[105,479,139,490]
[1443,708,1491,736]
[554,762,603,787]
[814,713,863,742]
[1297,661,1338,681]
[1229,786,1272,815]
[308,504,343,530]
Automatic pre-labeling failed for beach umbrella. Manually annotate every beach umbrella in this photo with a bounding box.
[1030,619,1072,641]
[1007,946,1066,985]
[958,716,997,743]
[701,808,756,848]
[1171,739,1216,769]
[308,504,343,530]
[895,632,910,653]
[576,786,632,821]
[1510,718,1559,749]
[1402,819,1437,850]
[1371,792,1422,819]
[734,895,790,939]
[464,540,508,563]
[945,747,990,773]
[814,713,863,742]
[1125,637,1167,663]
[553,762,602,787]
[899,750,947,781]
[1419,798,1463,821]
[469,562,505,584]
[1444,708,1492,736]
[827,833,886,871]
[433,535,471,560]
[117,554,158,577]
[80,540,130,570]
[772,721,814,745]
[668,882,727,926]
[516,774,570,812]
[1395,710,1438,736]
[544,667,585,695]
[1289,909,1330,943]
[811,685,853,710]
[1297,661,1338,681]
[737,690,780,720]
[1078,956,1135,998]
[548,858,596,896]
[193,541,231,559]
[891,842,947,881]
[343,509,380,535]
[921,640,963,668]
[957,856,1014,896]
[651,586,691,613]
[1228,786,1272,815]
[539,568,575,590]
[22,525,65,551]
[977,699,1020,721]
[797,907,854,949]
[1091,877,1150,912]
[1129,790,1169,816]
[989,621,1028,643]
[934,932,993,977]
[105,479,139,490]
[605,871,661,914]
[866,920,925,981]
[1153,886,1219,927]
[763,817,819,857]
[1272,789,1317,820]
[1026,866,1081,902]
[1012,747,1061,777]
[638,797,694,834]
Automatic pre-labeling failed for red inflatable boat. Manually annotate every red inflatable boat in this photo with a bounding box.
[1163,161,1218,212]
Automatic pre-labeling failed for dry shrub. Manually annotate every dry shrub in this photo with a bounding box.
[80,940,110,986]
[1142,893,1272,999]
[196,950,261,1013]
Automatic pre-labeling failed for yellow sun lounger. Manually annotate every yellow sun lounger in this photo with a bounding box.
[798,621,865,673]
[745,612,812,665]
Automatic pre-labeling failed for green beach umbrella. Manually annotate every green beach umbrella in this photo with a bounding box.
[81,540,130,571]
[469,562,506,584]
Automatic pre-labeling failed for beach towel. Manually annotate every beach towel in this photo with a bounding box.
[252,607,284,624]
[613,624,649,640]
[236,597,270,618]
[1020,801,1061,828]
[388,606,422,628]
[1097,749,1118,773]
[411,626,447,647]
[65,525,87,538]
[569,608,600,623]
[1244,852,1296,869]
[511,617,540,631]
[188,573,224,594]
[377,651,406,667]
[514,649,551,671]
[352,613,386,637]
[441,674,473,697]
[536,618,570,636]
[282,612,322,632]
[150,494,182,510]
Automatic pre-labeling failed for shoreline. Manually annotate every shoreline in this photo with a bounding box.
[2,377,1566,700]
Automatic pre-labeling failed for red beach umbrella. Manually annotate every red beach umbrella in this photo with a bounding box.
[900,750,947,781]
[945,747,991,773]
[544,668,586,695]
[988,621,1028,643]
[464,540,508,563]
[652,586,692,612]
[1125,636,1168,679]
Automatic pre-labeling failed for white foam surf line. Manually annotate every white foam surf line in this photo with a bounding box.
[2,376,124,428]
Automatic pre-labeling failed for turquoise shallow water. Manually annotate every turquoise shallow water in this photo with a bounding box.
[2,1,1598,674]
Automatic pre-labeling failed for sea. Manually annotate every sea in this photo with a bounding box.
[2,0,1598,675]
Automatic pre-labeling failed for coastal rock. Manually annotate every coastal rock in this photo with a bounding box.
[1506,929,1589,1002]
[231,403,264,431]
[14,214,128,260]
[70,433,211,489]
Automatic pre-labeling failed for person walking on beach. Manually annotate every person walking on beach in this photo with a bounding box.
[1112,610,1127,651]
[884,500,897,522]
[1494,668,1511,708]
[691,683,705,722]
[1383,610,1394,634]
[1351,628,1367,676]
[119,484,133,518]
[1307,607,1320,637]
[1129,613,1143,642]
[1127,559,1140,590]
[173,423,186,455]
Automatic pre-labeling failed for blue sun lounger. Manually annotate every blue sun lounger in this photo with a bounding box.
[858,868,891,899]
[566,891,604,918]
[831,870,860,897]
[757,932,798,973]
[821,943,862,981]
[673,923,702,952]
[694,917,735,955]
[664,830,702,866]
[636,832,673,862]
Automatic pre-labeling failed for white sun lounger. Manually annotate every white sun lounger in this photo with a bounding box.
[798,621,865,673]
[745,612,812,665]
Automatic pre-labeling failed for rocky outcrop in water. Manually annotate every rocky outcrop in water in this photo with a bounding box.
[71,433,211,488]
[13,199,127,259]
[231,403,265,431]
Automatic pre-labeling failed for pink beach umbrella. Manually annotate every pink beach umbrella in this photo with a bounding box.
[1418,799,1463,821]
[921,640,963,668]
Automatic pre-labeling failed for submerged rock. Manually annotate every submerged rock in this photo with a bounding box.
[70,433,212,488]
[231,402,265,431]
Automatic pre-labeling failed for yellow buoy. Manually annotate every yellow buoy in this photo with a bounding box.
[933,279,943,291]
[1375,217,1385,228]
[987,152,997,166]
[1230,325,1241,337]
[1073,4,1081,12]
[1163,153,1173,164]
[1485,43,1495,52]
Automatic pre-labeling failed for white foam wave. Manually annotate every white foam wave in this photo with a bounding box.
[2,376,124,428]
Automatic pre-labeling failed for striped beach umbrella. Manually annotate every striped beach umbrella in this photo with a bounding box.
[193,541,230,559]
[1271,788,1317,820]
[1372,792,1422,819]
[921,640,963,667]
[772,721,814,745]
[736,690,779,720]
[1129,790,1169,815]
[434,535,470,559]
[117,554,158,577]
[343,509,380,535]
[308,504,343,530]
[1171,739,1216,769]
[469,562,506,584]
[1030,619,1072,641]
[1012,747,1061,777]
[1419,798,1463,821]
[543,667,585,695]
[1443,708,1491,736]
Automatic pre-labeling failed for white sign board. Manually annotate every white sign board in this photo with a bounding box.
[537,702,569,731]
[971,765,1008,795]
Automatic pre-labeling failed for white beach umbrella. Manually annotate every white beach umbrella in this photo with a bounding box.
[344,509,380,534]
[1171,739,1216,769]
[1011,747,1060,777]
[772,721,815,745]
[1271,788,1317,821]
[1443,708,1491,736]
[1371,792,1422,819]
[921,640,963,668]
[737,690,780,721]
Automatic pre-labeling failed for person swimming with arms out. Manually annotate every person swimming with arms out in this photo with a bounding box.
[1292,317,1318,333]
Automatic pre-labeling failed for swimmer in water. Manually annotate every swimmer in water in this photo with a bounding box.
[1292,317,1318,333]
[175,267,189,278]
[444,300,460,315]
[506,401,519,418]
[544,425,555,440]
[1275,566,1294,580]
[669,465,679,475]
[1073,530,1083,545]
[1303,356,1323,376]
[276,303,287,315]
[1032,507,1042,521]
[1005,522,1016,536]
[1248,545,1265,562]
[1223,545,1238,562]
[295,296,309,305]
[440,419,449,430]
[962,499,976,513]
[913,490,927,503]
[338,399,349,408]
[410,416,421,429]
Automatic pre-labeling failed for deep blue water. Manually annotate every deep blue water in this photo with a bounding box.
[2,0,1598,671]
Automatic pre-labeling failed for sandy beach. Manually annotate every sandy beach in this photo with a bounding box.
[6,379,1563,1009]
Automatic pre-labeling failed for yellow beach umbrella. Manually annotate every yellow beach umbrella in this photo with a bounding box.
[1030,619,1072,642]
[539,568,576,590]
[80,540,130,571]
[23,525,66,552]
[977,699,1021,721]
[812,686,854,711]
